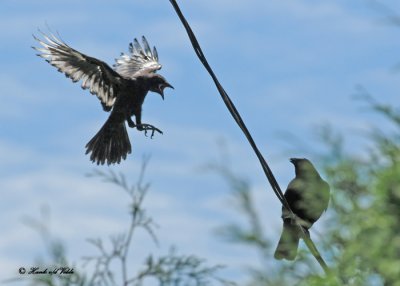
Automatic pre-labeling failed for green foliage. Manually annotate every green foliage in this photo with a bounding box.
[133,247,232,286]
[210,97,400,285]
[14,158,231,286]
[14,206,89,286]
[316,98,400,286]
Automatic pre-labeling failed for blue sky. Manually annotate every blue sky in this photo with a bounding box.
[1,0,400,284]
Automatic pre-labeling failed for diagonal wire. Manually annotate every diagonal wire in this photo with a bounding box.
[168,0,330,274]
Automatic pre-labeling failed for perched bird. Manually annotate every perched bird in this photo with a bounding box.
[274,158,330,260]
[33,31,173,165]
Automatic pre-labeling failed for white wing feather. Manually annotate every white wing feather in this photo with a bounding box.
[114,36,161,79]
[33,31,120,109]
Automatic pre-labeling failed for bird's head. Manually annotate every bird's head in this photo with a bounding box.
[290,158,308,165]
[290,158,318,177]
[148,74,174,100]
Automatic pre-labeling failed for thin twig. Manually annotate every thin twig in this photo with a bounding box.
[168,0,329,274]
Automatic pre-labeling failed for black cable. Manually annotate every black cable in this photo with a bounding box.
[168,0,329,274]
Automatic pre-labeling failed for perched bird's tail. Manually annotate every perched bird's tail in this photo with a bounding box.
[274,220,301,260]
[85,117,131,165]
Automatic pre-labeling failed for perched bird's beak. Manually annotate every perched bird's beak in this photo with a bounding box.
[290,158,298,165]
[158,82,174,100]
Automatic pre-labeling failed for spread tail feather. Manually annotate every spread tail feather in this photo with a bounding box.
[85,118,131,165]
[274,220,301,260]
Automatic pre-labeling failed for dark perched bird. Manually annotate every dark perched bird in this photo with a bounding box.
[33,31,173,165]
[274,158,330,260]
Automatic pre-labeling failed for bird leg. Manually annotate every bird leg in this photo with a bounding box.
[127,117,136,128]
[127,117,162,138]
[129,113,163,138]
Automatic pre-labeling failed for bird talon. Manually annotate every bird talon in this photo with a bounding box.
[137,124,163,138]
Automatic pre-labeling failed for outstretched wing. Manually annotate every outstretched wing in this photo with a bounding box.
[114,36,162,79]
[33,31,121,110]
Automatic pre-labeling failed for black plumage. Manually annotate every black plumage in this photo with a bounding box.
[274,158,330,260]
[33,31,173,165]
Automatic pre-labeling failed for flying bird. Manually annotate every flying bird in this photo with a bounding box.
[33,31,173,165]
[274,158,330,260]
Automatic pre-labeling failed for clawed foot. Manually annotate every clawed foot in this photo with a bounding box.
[137,124,163,138]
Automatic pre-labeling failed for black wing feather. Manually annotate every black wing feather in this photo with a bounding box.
[33,31,121,111]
